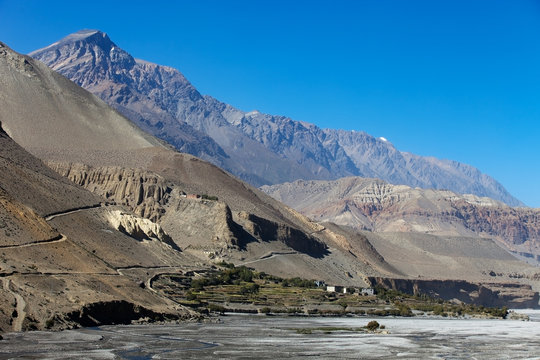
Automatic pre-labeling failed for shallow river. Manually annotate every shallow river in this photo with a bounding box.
[1,311,539,359]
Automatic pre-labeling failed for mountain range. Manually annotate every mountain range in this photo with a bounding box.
[0,32,538,332]
[0,42,194,331]
[29,30,523,206]
[262,177,540,261]
[0,40,403,330]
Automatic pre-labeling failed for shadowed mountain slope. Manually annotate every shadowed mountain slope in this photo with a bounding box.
[29,30,522,206]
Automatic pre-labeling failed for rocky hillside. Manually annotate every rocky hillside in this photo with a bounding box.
[29,30,522,206]
[0,120,195,332]
[0,39,395,289]
[2,39,538,311]
[262,177,540,260]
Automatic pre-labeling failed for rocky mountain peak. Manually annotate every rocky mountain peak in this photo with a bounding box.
[30,29,136,88]
[30,32,524,207]
[60,29,112,47]
[29,30,230,163]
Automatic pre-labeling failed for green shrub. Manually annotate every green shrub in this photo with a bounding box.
[201,194,219,201]
[397,304,413,317]
[432,305,445,316]
[281,277,316,288]
[366,320,380,331]
[190,278,208,290]
[45,318,54,329]
[239,283,259,295]
[216,261,235,269]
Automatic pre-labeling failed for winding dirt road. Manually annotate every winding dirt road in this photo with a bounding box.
[2,278,26,332]
[0,234,67,249]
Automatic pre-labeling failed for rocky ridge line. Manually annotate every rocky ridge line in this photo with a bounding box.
[29,30,523,206]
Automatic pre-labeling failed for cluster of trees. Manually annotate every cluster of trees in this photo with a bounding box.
[280,277,317,288]
[201,194,218,201]
[190,265,254,290]
[192,263,317,290]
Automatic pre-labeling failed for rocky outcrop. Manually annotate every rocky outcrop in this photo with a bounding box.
[106,210,180,251]
[160,193,242,251]
[368,277,540,308]
[450,200,540,246]
[48,162,171,222]
[63,300,182,328]
[29,30,522,206]
[237,212,328,257]
[45,161,332,260]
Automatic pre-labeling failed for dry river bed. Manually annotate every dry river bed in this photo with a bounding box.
[0,311,539,359]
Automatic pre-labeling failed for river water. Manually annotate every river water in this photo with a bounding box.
[1,311,539,359]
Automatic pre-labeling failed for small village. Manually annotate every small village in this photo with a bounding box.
[325,285,375,296]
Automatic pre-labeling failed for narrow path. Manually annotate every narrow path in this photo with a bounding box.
[115,266,184,294]
[146,274,158,293]
[115,265,182,272]
[239,251,298,266]
[1,278,26,332]
[44,203,106,221]
[141,272,200,317]
[0,234,66,249]
[309,227,326,236]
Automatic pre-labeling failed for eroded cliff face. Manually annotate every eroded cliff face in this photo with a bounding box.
[160,191,242,252]
[106,210,179,251]
[236,212,328,256]
[48,162,171,222]
[262,178,540,259]
[450,200,540,246]
[368,277,540,309]
[45,162,330,259]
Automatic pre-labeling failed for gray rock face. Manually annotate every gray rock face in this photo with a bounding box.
[30,30,522,206]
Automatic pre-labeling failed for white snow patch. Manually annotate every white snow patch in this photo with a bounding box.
[246,110,261,117]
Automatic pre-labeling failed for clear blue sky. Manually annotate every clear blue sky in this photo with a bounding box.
[1,0,539,206]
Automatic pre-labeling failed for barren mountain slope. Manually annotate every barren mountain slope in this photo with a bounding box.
[27,30,314,186]
[0,123,197,333]
[29,30,522,206]
[0,40,397,289]
[40,141,540,306]
[262,177,540,260]
[0,43,162,160]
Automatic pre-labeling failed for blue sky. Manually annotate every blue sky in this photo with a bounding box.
[1,0,539,206]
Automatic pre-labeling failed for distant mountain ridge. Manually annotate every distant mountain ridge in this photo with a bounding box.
[30,30,523,206]
[262,177,540,260]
